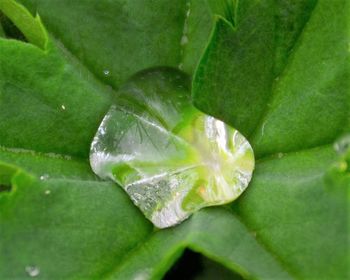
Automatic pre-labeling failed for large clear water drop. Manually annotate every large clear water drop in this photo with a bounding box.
[90,68,254,228]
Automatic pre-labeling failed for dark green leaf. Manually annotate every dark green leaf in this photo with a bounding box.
[0,35,112,158]
[233,145,348,278]
[192,0,276,136]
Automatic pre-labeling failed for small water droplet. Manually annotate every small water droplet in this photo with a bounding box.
[40,174,49,180]
[61,104,66,110]
[261,122,267,137]
[334,135,350,154]
[44,190,51,195]
[180,35,188,46]
[25,266,40,277]
[277,152,284,158]
[103,69,110,76]
[134,269,151,280]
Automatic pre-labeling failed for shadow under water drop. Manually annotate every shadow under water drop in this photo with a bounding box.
[164,249,243,280]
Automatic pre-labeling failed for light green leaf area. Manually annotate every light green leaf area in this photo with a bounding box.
[0,0,47,49]
[0,0,349,279]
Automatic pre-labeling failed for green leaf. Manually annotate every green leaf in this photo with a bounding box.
[0,30,112,158]
[0,0,47,49]
[233,145,348,278]
[192,0,348,145]
[249,0,350,157]
[17,0,215,87]
[0,0,348,279]
[0,162,153,279]
[0,159,289,279]
[107,208,291,280]
[192,0,276,136]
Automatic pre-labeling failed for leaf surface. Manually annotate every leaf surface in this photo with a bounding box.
[0,163,152,279]
[17,0,215,87]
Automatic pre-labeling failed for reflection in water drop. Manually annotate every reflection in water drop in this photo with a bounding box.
[61,104,66,110]
[103,69,110,76]
[25,266,40,277]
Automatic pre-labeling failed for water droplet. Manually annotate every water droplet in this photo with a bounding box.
[40,174,49,180]
[261,122,267,137]
[334,135,350,154]
[277,152,284,158]
[103,69,110,76]
[180,35,188,46]
[89,69,255,228]
[44,190,51,195]
[61,104,66,110]
[25,266,40,277]
[179,1,190,50]
[134,269,151,280]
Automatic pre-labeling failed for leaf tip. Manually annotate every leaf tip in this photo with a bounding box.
[0,0,49,50]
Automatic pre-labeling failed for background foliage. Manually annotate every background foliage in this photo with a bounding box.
[0,0,349,279]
